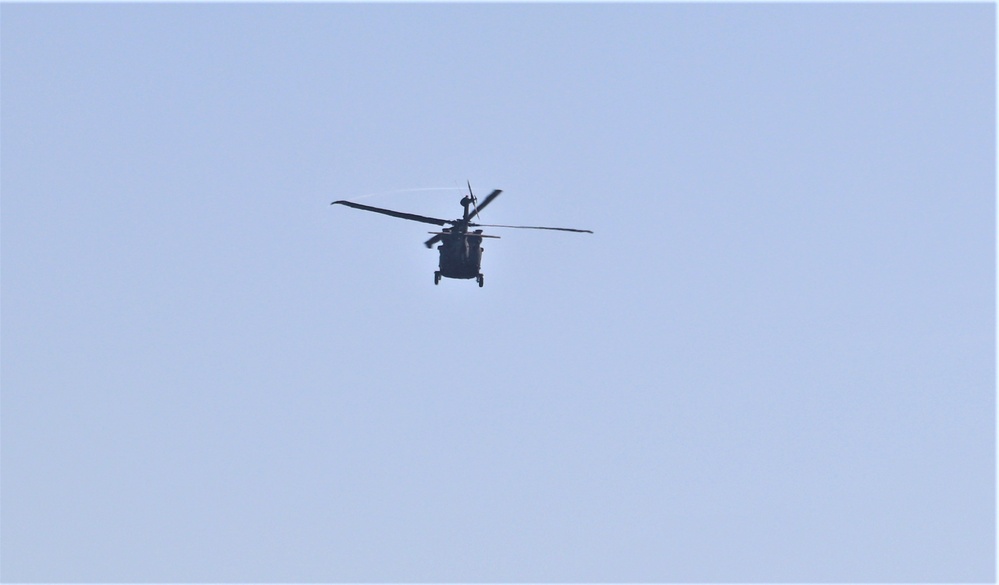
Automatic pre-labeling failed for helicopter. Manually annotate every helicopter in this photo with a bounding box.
[331,182,592,287]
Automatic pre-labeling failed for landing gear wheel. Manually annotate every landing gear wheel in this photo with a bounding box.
[434,271,441,285]
[477,274,484,288]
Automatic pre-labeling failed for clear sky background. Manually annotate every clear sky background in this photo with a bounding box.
[2,3,995,582]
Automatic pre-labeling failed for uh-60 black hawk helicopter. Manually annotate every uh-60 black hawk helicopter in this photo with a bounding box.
[331,182,592,287]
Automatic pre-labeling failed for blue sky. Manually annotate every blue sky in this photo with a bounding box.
[2,3,995,582]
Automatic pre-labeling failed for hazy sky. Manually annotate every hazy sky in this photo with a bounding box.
[2,3,995,582]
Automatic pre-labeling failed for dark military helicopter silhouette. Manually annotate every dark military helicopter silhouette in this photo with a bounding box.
[331,182,592,287]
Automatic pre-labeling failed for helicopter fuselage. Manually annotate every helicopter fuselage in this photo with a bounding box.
[437,232,483,280]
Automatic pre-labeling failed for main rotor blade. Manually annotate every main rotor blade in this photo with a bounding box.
[428,231,500,239]
[424,233,443,248]
[469,222,593,234]
[331,200,450,226]
[467,189,501,221]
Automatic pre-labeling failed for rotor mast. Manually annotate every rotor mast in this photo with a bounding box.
[459,179,477,229]
[460,196,473,226]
